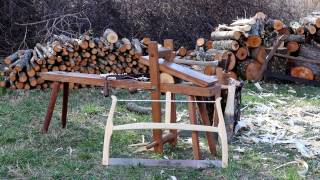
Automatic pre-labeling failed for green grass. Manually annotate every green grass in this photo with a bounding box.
[0,83,319,179]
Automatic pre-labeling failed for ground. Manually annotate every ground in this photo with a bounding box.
[0,82,319,179]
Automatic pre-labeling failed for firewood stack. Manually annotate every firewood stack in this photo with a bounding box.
[279,11,320,81]
[189,12,285,82]
[0,29,148,90]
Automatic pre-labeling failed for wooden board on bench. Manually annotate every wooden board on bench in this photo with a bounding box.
[139,56,218,87]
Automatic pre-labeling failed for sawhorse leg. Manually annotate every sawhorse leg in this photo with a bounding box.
[43,82,70,133]
[43,82,61,133]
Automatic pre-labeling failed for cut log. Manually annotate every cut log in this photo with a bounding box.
[177,47,187,57]
[286,41,300,53]
[204,66,216,75]
[245,61,262,81]
[251,46,266,65]
[18,72,28,83]
[103,29,118,43]
[290,66,314,80]
[235,47,248,61]
[211,31,242,41]
[212,40,239,51]
[4,50,23,65]
[122,38,132,50]
[205,40,213,50]
[160,73,175,84]
[237,59,261,81]
[289,21,305,35]
[245,35,262,48]
[52,41,63,53]
[15,49,32,72]
[307,24,317,34]
[301,16,320,28]
[266,19,284,31]
[196,38,205,47]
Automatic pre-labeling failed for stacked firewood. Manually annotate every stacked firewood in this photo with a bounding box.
[177,12,284,82]
[0,29,148,90]
[276,12,320,81]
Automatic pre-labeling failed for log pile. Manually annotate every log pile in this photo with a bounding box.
[0,29,148,90]
[281,12,320,81]
[188,12,284,82]
[190,11,320,83]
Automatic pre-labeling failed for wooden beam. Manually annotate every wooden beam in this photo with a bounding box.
[148,41,163,153]
[108,158,222,168]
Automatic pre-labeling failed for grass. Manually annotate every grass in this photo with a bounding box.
[0,82,319,179]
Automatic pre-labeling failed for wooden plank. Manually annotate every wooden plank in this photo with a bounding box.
[139,56,218,87]
[108,158,222,168]
[148,42,163,153]
[113,122,219,132]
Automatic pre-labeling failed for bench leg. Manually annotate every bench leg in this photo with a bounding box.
[197,96,217,155]
[61,82,69,128]
[43,82,61,133]
[187,96,201,160]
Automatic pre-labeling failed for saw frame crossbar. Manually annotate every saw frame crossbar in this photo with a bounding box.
[102,95,229,168]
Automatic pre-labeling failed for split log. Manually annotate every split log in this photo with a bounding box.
[211,40,239,51]
[211,31,242,41]
[251,46,266,65]
[103,29,118,43]
[217,24,251,32]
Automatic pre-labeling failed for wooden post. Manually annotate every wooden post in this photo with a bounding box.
[61,82,69,128]
[43,82,60,133]
[163,39,177,145]
[148,41,163,153]
[188,96,201,160]
[196,96,217,155]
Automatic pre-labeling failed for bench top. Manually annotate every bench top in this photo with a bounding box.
[40,71,221,97]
